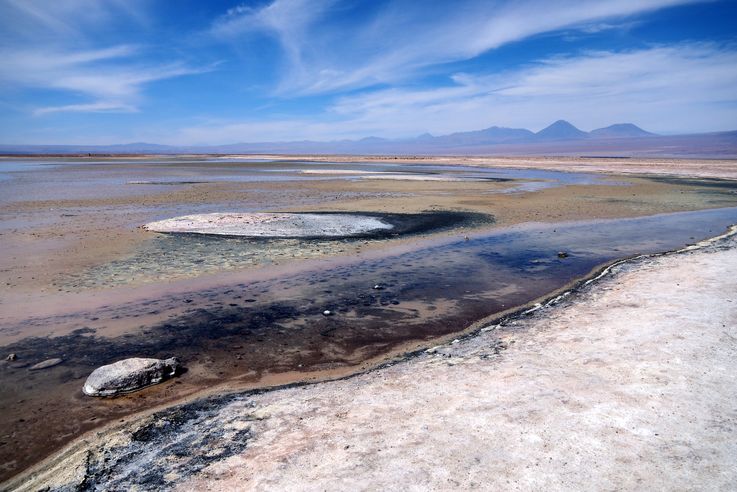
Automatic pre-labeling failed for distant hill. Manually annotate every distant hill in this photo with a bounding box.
[590,123,655,138]
[535,120,589,140]
[427,126,535,146]
[1,121,735,157]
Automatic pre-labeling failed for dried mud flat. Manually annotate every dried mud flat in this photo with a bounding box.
[142,211,484,239]
[7,229,737,491]
[143,212,394,238]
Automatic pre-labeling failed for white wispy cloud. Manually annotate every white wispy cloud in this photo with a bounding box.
[212,0,337,88]
[214,0,705,94]
[33,101,138,116]
[0,0,206,115]
[0,46,209,114]
[0,0,149,41]
[170,43,737,143]
[332,43,737,134]
[2,0,732,144]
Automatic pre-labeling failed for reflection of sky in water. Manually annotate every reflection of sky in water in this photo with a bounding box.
[0,160,61,180]
[0,158,616,199]
[118,164,605,188]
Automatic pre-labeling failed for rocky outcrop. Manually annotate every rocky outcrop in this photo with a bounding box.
[83,357,180,397]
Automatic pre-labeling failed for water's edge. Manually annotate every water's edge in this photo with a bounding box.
[6,221,736,490]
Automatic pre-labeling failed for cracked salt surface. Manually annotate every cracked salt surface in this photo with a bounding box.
[144,212,394,238]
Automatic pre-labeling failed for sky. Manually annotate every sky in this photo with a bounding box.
[0,0,736,145]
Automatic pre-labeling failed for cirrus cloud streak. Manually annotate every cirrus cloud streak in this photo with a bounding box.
[169,43,737,144]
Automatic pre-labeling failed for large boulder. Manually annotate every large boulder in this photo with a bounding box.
[83,357,180,397]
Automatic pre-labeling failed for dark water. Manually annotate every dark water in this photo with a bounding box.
[1,206,737,482]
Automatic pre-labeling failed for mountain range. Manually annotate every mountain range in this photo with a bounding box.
[1,120,735,157]
[404,120,654,145]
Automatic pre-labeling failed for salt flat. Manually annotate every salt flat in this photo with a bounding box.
[163,233,737,490]
[143,212,393,238]
[10,229,737,491]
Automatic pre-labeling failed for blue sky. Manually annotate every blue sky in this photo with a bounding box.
[0,0,736,145]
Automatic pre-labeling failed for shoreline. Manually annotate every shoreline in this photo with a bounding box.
[3,157,737,485]
[3,154,737,180]
[6,221,737,490]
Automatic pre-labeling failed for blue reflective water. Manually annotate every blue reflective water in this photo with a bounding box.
[0,157,610,188]
[0,160,61,180]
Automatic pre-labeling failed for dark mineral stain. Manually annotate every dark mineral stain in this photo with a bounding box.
[81,395,252,490]
[648,176,737,190]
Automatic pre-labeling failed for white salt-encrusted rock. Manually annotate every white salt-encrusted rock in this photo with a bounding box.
[143,212,393,238]
[83,357,180,397]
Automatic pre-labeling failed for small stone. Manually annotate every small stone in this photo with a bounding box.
[29,358,63,370]
[372,284,384,290]
[83,357,180,397]
[6,353,17,361]
[322,310,333,316]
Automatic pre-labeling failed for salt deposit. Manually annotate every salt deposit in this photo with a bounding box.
[144,212,393,238]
